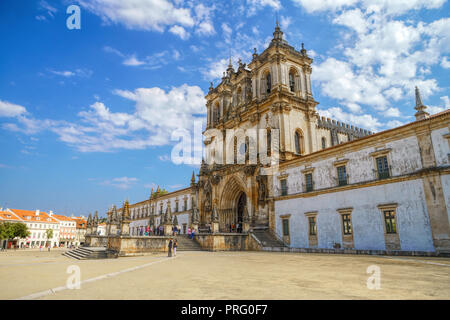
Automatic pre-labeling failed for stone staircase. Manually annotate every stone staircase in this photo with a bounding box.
[175,235,203,251]
[63,246,109,260]
[251,229,286,249]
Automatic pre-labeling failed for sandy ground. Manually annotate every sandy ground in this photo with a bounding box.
[0,249,449,300]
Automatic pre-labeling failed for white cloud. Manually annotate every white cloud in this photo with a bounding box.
[292,0,445,15]
[0,100,27,117]
[318,107,382,132]
[169,25,190,40]
[292,0,358,13]
[194,4,216,36]
[49,69,93,78]
[104,46,171,68]
[78,0,195,32]
[38,0,57,18]
[441,56,450,68]
[280,16,292,30]
[384,107,402,118]
[123,55,146,66]
[158,154,171,161]
[427,95,450,115]
[247,0,282,16]
[3,84,206,152]
[222,23,233,44]
[100,177,138,189]
[307,2,449,129]
[441,96,450,108]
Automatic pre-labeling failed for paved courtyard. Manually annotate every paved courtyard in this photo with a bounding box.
[0,249,449,300]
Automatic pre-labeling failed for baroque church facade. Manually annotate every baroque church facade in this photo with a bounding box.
[101,23,450,254]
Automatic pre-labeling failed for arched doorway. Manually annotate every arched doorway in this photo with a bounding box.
[236,192,246,233]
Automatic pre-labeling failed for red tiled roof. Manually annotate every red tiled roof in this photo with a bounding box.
[0,211,22,222]
[9,209,59,223]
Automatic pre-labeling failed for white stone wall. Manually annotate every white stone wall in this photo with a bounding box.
[441,174,450,224]
[431,127,449,167]
[272,135,424,196]
[275,179,434,251]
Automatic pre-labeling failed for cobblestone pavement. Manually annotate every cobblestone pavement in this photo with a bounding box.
[0,249,449,299]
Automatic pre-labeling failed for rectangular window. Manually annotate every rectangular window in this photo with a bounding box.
[376,156,390,179]
[175,202,179,212]
[280,179,288,196]
[342,214,352,235]
[384,210,397,234]
[282,219,289,236]
[305,173,314,192]
[184,199,187,211]
[308,217,317,236]
[337,166,347,186]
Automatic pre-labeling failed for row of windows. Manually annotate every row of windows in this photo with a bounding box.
[279,155,391,196]
[282,208,398,237]
[132,199,190,219]
[27,223,58,229]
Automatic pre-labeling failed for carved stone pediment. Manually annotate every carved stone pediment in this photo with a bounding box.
[211,174,221,185]
[244,165,257,176]
[249,113,259,124]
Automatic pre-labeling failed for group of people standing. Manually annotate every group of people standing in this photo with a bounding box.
[167,238,178,257]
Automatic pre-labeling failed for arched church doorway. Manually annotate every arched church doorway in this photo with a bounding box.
[236,192,246,233]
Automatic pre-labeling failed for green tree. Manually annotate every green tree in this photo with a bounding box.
[45,228,53,240]
[0,222,14,240]
[0,222,30,241]
[12,223,30,239]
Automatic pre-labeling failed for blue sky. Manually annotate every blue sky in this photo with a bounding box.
[0,0,449,217]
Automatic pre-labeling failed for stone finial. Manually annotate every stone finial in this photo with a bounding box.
[414,86,430,121]
[93,211,99,225]
[173,215,178,226]
[87,213,92,227]
[272,20,283,42]
[209,81,213,91]
[123,200,130,220]
[191,170,196,184]
[301,43,307,56]
[165,203,172,224]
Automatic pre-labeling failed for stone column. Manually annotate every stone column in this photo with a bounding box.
[164,203,174,236]
[120,200,131,236]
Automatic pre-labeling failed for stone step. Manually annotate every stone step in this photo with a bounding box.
[62,247,108,260]
[252,230,286,248]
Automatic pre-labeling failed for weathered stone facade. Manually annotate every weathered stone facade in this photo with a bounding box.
[87,23,449,256]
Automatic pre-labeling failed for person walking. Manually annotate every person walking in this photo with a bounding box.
[168,239,173,257]
[187,227,191,238]
[173,238,178,257]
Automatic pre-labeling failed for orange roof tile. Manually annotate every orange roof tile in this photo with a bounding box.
[9,209,59,223]
[71,217,87,229]
[0,211,22,222]
[51,214,76,222]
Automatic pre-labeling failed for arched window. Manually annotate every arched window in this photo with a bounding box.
[215,102,220,122]
[321,137,326,149]
[237,87,242,105]
[289,72,295,92]
[266,73,271,94]
[294,130,304,155]
[266,128,272,156]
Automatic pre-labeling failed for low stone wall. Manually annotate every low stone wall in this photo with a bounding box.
[84,235,108,247]
[194,233,250,251]
[107,236,171,256]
